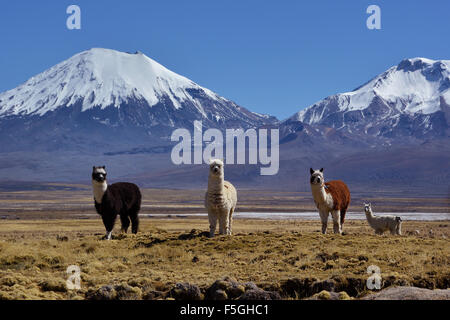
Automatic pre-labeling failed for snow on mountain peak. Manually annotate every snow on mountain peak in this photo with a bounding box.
[292,57,450,124]
[0,48,220,116]
[396,57,444,72]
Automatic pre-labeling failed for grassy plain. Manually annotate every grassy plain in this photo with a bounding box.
[0,217,448,300]
[0,185,448,300]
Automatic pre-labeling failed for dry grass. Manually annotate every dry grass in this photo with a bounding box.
[0,218,448,300]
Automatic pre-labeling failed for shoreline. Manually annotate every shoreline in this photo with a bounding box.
[0,212,448,221]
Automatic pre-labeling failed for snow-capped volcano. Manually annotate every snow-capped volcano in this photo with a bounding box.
[0,48,222,116]
[285,57,450,141]
[0,48,276,152]
[0,52,448,192]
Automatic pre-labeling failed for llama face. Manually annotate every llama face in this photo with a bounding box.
[309,168,324,185]
[92,166,107,183]
[209,159,224,177]
[364,203,371,213]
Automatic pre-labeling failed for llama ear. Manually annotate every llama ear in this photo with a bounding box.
[320,168,324,173]
[102,165,106,169]
[93,166,95,171]
[310,168,314,175]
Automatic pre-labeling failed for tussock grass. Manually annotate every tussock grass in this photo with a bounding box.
[0,219,448,300]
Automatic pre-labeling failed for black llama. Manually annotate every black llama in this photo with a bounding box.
[92,166,141,240]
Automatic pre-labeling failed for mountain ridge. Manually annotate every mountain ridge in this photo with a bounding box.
[0,50,448,194]
[290,57,450,123]
[282,57,450,144]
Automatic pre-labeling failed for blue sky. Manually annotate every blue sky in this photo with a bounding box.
[0,0,448,119]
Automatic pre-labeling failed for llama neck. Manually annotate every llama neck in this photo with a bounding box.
[365,210,374,222]
[311,183,328,204]
[92,180,107,203]
[208,174,224,194]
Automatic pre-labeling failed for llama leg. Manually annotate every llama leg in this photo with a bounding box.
[331,210,342,234]
[120,215,130,233]
[218,212,228,235]
[227,207,234,235]
[389,227,396,235]
[208,212,217,237]
[397,222,402,235]
[130,214,139,234]
[319,210,329,234]
[102,214,116,240]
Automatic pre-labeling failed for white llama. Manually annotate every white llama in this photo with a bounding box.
[364,203,402,235]
[205,159,237,237]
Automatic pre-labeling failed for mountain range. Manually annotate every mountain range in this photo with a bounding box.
[284,57,449,144]
[0,48,448,195]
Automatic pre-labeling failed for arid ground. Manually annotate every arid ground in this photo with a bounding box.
[0,185,448,300]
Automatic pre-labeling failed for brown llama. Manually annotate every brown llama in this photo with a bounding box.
[309,168,351,234]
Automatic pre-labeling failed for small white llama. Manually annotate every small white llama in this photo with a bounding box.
[364,203,402,235]
[205,159,237,237]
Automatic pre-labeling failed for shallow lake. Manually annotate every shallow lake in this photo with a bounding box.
[149,212,450,221]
